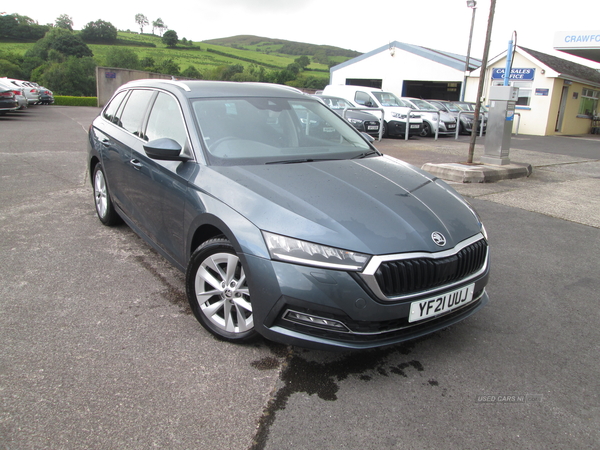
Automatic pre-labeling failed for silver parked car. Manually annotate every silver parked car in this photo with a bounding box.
[2,78,40,105]
[402,97,457,137]
[0,80,27,110]
[88,79,490,350]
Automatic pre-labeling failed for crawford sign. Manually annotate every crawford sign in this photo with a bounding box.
[554,31,600,49]
[492,68,535,80]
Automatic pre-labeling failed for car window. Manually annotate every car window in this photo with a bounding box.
[144,92,188,148]
[103,90,128,125]
[192,97,372,166]
[410,99,437,111]
[443,102,461,112]
[322,97,353,110]
[372,92,406,107]
[119,89,155,136]
[354,91,374,107]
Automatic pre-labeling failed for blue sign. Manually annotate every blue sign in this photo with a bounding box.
[492,68,535,80]
[105,72,117,79]
[535,88,549,96]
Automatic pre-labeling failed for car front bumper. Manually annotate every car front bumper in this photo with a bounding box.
[388,120,424,137]
[245,236,490,350]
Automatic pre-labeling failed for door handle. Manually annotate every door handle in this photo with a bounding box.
[130,159,143,169]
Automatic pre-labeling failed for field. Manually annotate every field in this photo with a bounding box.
[1,31,352,83]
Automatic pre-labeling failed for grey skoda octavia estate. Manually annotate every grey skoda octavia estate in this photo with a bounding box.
[88,79,489,350]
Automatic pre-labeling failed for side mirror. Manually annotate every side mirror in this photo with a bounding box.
[361,132,375,143]
[143,138,190,161]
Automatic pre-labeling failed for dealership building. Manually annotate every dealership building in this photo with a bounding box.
[329,33,600,136]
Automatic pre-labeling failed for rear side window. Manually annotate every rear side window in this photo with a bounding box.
[103,90,128,125]
[119,90,155,136]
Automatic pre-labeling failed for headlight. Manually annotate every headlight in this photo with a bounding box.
[263,231,370,271]
[391,112,407,119]
[347,118,363,125]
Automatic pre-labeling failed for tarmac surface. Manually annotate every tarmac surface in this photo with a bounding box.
[1,106,599,450]
[375,133,600,229]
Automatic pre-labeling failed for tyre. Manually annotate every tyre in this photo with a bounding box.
[382,121,388,138]
[92,163,121,226]
[186,237,256,342]
[419,122,432,137]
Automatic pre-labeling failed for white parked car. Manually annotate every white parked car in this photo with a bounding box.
[322,85,423,138]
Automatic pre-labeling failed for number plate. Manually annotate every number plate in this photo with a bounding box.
[410,124,420,129]
[448,123,456,129]
[408,284,475,323]
[367,125,379,130]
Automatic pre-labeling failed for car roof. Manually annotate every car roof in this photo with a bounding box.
[119,79,309,100]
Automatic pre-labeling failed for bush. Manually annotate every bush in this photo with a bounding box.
[54,96,98,106]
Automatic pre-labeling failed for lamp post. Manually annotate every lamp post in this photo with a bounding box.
[460,0,477,102]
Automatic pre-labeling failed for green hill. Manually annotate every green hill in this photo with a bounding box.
[3,30,359,80]
[0,28,362,94]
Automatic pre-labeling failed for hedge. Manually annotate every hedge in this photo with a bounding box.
[54,96,98,106]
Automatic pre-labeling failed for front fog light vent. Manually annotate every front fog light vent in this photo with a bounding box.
[283,310,350,332]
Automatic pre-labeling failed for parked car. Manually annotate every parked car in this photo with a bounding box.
[428,100,487,135]
[0,80,27,110]
[313,94,381,137]
[322,85,424,138]
[402,97,457,137]
[0,87,18,114]
[89,79,489,350]
[2,78,40,105]
[38,86,55,105]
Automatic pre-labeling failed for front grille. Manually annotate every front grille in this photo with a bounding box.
[374,239,488,297]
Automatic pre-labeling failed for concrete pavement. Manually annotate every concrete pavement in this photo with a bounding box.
[2,106,599,450]
[375,133,600,229]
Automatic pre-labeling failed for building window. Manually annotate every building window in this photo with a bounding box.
[492,80,532,106]
[578,88,599,116]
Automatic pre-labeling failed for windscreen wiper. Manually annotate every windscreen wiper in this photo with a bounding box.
[351,150,380,159]
[265,157,342,165]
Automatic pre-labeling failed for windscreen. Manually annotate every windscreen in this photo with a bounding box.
[372,92,408,108]
[192,97,374,166]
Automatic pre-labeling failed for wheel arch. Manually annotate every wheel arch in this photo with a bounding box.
[185,210,270,265]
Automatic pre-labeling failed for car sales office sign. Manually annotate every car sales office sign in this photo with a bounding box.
[492,68,536,81]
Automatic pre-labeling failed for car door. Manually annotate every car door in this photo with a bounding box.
[124,90,192,264]
[105,89,156,223]
[96,90,131,212]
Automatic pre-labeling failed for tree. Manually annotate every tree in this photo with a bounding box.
[54,14,73,31]
[80,20,118,43]
[140,56,156,72]
[286,62,301,76]
[50,33,93,58]
[155,59,180,76]
[294,56,310,68]
[181,66,203,79]
[32,56,96,96]
[135,14,149,33]
[0,14,49,40]
[162,30,178,48]
[0,59,23,79]
[105,47,140,70]
[152,18,166,36]
[21,28,92,78]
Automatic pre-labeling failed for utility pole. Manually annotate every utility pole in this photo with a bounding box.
[467,0,496,164]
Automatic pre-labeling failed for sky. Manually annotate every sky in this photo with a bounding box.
[8,0,600,68]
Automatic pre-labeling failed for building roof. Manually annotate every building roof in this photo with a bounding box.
[331,41,482,73]
[519,46,600,86]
